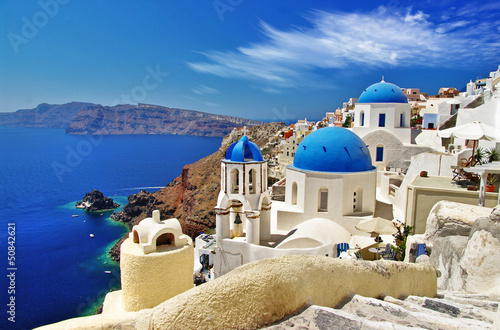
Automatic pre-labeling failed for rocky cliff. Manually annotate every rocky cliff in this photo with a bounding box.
[65,103,264,136]
[109,122,286,260]
[0,102,95,128]
[76,189,120,212]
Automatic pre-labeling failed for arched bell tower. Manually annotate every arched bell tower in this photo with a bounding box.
[215,133,271,245]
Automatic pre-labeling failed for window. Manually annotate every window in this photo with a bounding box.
[400,113,404,127]
[376,145,384,162]
[360,111,365,126]
[230,168,239,193]
[353,188,363,212]
[318,188,328,212]
[378,113,386,127]
[291,182,298,205]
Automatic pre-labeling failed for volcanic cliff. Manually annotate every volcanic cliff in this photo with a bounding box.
[109,122,286,260]
[65,103,264,136]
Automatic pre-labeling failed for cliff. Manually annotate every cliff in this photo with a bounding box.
[109,122,286,260]
[65,103,265,136]
[0,102,95,128]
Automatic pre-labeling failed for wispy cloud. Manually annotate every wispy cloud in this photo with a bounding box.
[192,84,220,95]
[181,94,220,107]
[187,6,499,89]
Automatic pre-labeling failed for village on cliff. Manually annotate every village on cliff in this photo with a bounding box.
[40,66,500,329]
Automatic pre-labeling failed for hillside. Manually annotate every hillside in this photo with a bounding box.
[0,102,95,128]
[109,122,286,260]
[65,103,264,136]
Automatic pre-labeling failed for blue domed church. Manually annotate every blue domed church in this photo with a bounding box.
[351,79,413,169]
[274,127,377,233]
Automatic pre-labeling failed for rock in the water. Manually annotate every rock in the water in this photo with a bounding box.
[76,189,120,212]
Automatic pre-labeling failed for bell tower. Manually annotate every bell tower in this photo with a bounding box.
[215,132,271,245]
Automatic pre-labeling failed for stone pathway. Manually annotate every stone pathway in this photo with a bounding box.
[266,292,499,329]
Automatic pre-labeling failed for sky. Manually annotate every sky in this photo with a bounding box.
[1,0,499,121]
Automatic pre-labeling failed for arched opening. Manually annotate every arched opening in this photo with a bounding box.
[291,182,298,205]
[318,188,328,212]
[230,168,239,193]
[400,113,405,127]
[353,187,363,212]
[133,230,139,243]
[360,111,365,126]
[376,144,384,162]
[249,169,257,194]
[156,232,175,246]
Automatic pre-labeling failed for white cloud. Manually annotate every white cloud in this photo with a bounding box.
[192,84,219,95]
[187,6,499,89]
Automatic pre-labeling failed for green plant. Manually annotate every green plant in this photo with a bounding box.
[487,174,498,186]
[486,147,500,162]
[392,221,414,261]
[410,115,422,127]
[342,116,352,127]
[473,147,486,165]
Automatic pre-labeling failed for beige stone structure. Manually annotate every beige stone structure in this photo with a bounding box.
[121,210,194,312]
[36,255,437,329]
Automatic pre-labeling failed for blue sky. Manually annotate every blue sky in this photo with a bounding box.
[1,0,499,121]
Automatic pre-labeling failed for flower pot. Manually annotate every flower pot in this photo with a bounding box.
[486,185,495,192]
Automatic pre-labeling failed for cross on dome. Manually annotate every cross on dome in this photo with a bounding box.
[242,126,248,136]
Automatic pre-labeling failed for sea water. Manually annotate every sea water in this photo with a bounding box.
[0,127,222,329]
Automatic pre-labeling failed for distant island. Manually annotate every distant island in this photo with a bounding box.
[0,102,264,137]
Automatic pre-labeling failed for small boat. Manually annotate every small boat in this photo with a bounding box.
[104,271,111,274]
[100,213,103,216]
[72,215,79,217]
[89,234,94,238]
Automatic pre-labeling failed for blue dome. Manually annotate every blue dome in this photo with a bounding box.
[358,81,408,104]
[292,127,374,173]
[225,136,264,162]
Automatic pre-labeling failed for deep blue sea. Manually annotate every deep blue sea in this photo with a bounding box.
[0,127,222,329]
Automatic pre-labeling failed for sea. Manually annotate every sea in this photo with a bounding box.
[0,127,222,329]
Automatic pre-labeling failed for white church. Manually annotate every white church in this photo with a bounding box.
[196,126,382,277]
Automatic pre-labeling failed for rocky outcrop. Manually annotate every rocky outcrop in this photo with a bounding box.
[424,201,500,294]
[0,102,95,128]
[76,189,120,212]
[108,122,286,261]
[65,103,264,136]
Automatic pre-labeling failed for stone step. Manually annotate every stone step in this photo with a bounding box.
[383,296,492,329]
[265,305,417,330]
[441,291,500,303]
[341,294,492,329]
[404,295,499,324]
[440,295,499,313]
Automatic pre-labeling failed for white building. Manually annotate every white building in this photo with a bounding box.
[349,80,436,171]
[202,128,382,277]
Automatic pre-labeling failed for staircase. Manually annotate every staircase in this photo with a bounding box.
[267,292,499,329]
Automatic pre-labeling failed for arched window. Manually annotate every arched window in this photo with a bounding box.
[133,230,139,243]
[400,113,404,127]
[318,188,328,212]
[360,111,365,126]
[230,168,239,193]
[291,182,298,205]
[249,169,257,194]
[376,144,384,162]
